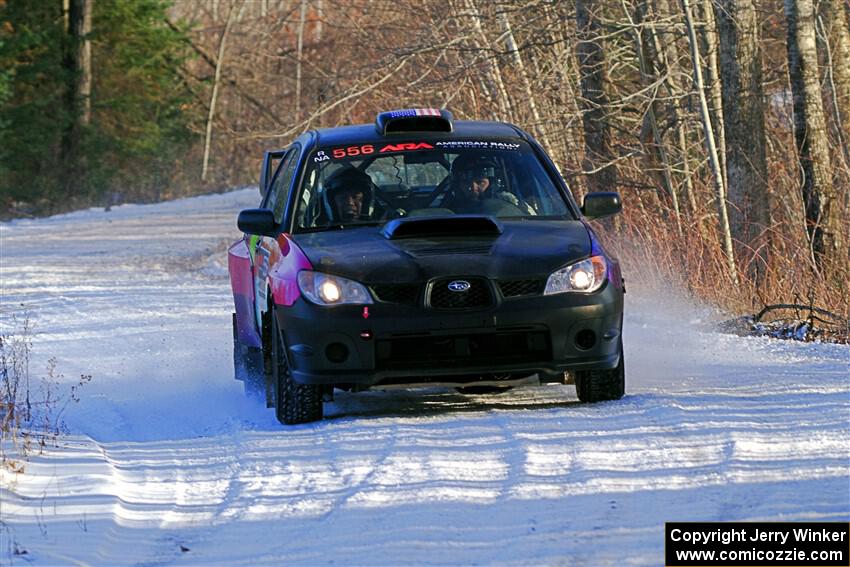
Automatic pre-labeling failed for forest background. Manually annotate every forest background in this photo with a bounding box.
[1,0,848,317]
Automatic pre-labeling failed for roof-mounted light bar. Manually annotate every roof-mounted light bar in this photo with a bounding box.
[376,108,453,135]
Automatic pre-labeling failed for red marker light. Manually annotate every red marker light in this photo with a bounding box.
[362,306,370,319]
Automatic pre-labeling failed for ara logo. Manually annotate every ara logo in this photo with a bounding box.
[447,280,471,292]
[379,142,434,153]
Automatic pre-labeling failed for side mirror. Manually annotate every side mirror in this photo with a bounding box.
[237,208,278,236]
[581,192,622,220]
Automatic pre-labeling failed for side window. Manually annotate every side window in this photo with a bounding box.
[265,147,300,222]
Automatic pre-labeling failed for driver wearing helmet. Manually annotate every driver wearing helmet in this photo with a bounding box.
[442,154,535,215]
[321,167,375,223]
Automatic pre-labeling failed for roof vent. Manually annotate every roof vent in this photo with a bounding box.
[376,108,453,135]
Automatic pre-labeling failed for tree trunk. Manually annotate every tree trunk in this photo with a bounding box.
[700,0,728,192]
[315,0,323,42]
[74,0,92,125]
[202,1,241,182]
[716,0,771,282]
[633,0,681,232]
[820,0,850,166]
[785,0,845,274]
[295,0,307,119]
[464,0,512,121]
[61,0,93,198]
[497,11,552,150]
[651,0,699,219]
[575,0,617,194]
[682,0,739,285]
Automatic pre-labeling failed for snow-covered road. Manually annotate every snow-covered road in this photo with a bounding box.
[1,189,848,565]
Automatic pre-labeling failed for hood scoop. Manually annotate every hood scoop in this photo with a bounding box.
[381,215,503,240]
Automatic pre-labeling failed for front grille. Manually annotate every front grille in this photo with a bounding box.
[428,277,493,309]
[376,329,551,369]
[499,279,545,298]
[370,284,421,306]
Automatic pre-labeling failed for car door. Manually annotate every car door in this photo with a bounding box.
[259,149,288,198]
[250,146,301,330]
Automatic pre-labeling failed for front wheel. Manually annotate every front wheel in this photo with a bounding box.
[271,311,323,425]
[575,347,625,403]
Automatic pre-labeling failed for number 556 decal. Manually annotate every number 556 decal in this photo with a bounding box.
[332,145,374,158]
[329,142,435,159]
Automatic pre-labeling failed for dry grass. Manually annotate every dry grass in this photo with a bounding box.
[595,208,850,333]
[1,313,91,474]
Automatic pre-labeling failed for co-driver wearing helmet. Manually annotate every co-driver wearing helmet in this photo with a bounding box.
[442,154,535,215]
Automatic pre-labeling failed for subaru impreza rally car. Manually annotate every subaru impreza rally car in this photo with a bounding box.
[228,108,625,425]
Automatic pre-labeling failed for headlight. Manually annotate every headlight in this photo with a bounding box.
[544,255,607,295]
[297,271,373,306]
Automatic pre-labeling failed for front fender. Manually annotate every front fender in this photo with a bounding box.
[269,234,313,307]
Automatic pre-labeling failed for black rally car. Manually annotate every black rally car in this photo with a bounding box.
[228,108,625,425]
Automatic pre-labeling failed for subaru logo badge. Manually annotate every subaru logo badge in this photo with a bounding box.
[448,280,471,292]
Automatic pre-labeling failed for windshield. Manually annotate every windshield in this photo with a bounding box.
[293,139,572,232]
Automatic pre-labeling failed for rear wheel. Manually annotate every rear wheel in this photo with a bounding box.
[271,311,323,425]
[575,344,625,403]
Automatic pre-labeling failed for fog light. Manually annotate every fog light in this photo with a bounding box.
[575,329,596,350]
[326,342,349,363]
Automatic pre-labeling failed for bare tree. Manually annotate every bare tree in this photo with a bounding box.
[631,0,680,232]
[576,0,617,195]
[682,0,739,285]
[716,0,771,281]
[700,0,728,191]
[497,10,551,150]
[145,0,849,313]
[651,0,701,218]
[295,0,308,119]
[201,1,242,182]
[819,0,850,166]
[459,0,513,120]
[785,0,845,274]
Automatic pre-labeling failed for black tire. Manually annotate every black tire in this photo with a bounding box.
[271,310,323,425]
[232,314,265,399]
[575,346,625,403]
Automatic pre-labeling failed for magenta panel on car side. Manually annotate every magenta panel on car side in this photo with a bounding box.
[228,238,262,348]
[269,234,312,306]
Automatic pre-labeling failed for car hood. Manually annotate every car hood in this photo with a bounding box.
[290,220,591,284]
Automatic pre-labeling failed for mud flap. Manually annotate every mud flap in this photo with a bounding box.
[233,313,265,397]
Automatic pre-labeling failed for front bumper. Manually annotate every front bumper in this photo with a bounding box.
[277,282,623,387]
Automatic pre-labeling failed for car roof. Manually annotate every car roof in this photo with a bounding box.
[309,120,529,147]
